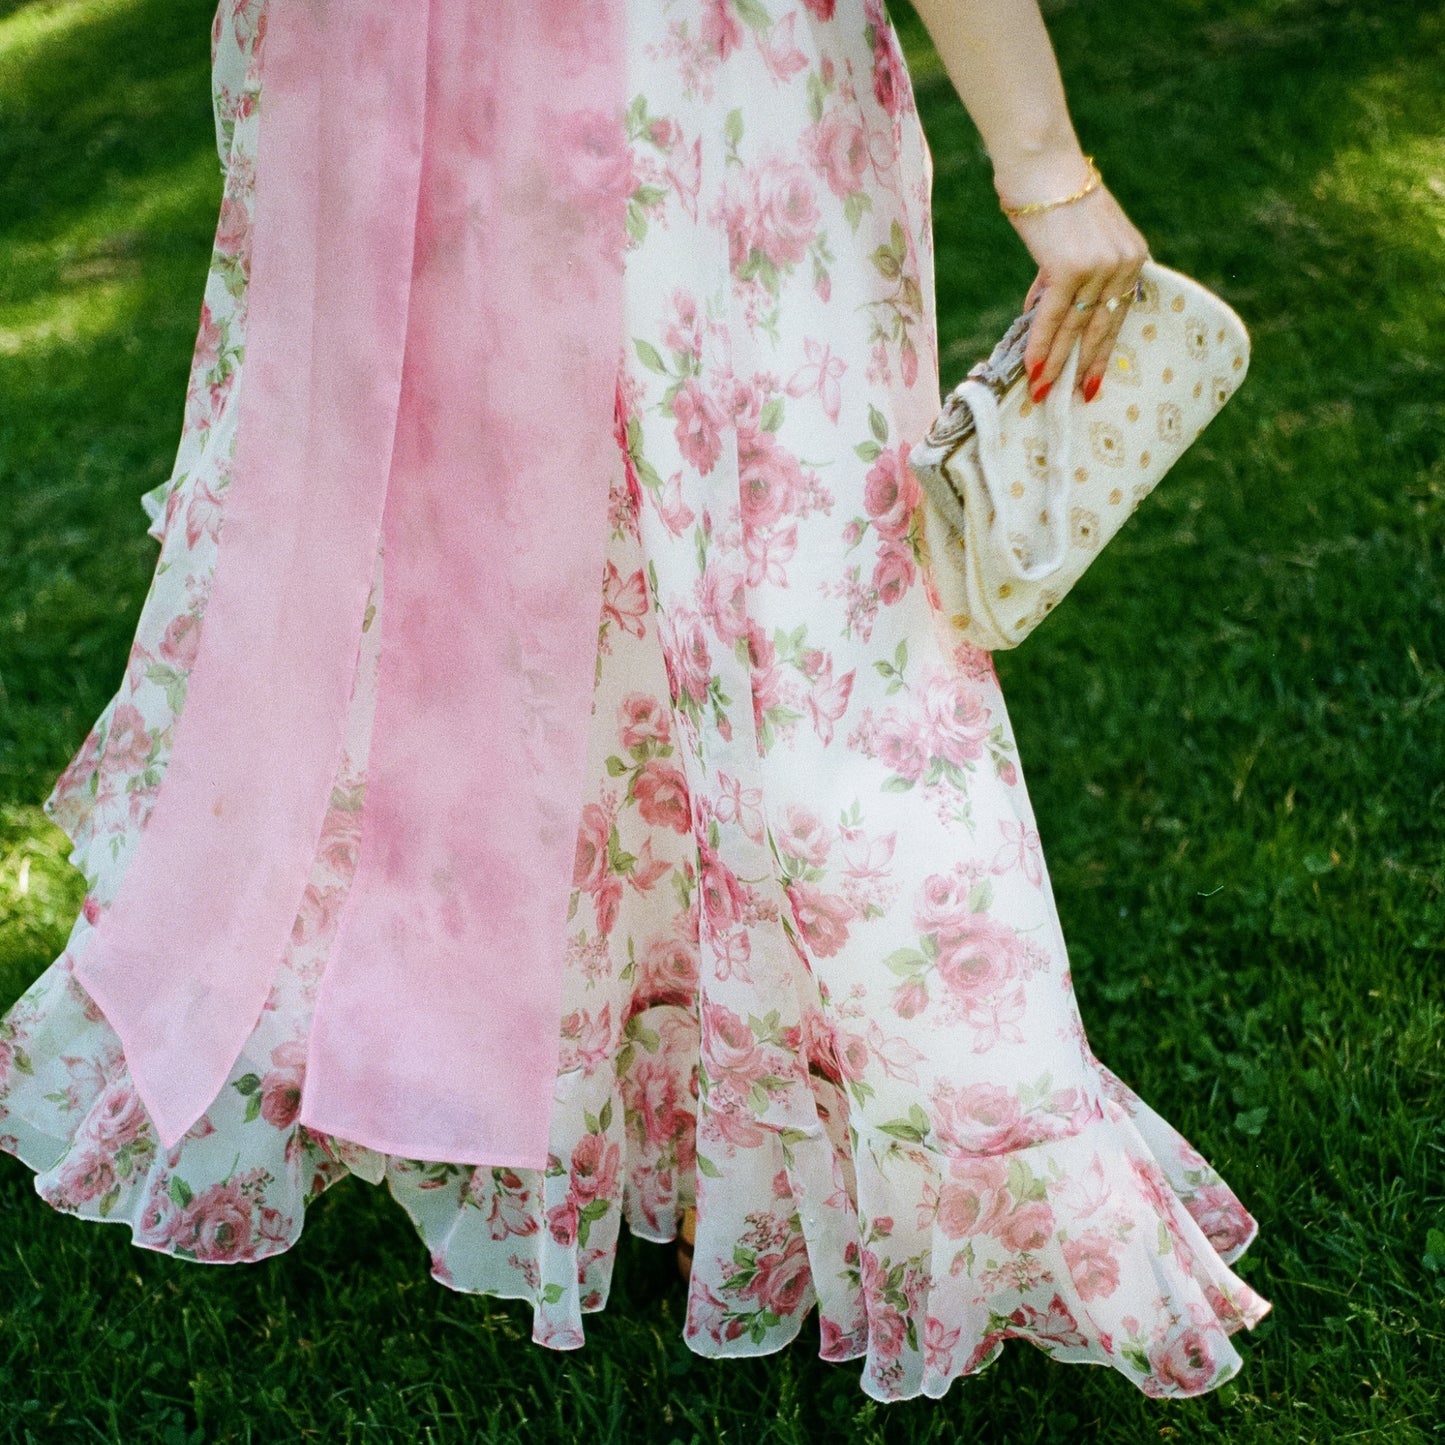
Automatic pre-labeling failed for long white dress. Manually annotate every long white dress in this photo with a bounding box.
[0,0,1270,1402]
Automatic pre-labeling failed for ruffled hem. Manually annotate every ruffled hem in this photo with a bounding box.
[1,935,1267,1404]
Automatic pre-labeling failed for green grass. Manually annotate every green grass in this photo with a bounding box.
[1,0,1441,1439]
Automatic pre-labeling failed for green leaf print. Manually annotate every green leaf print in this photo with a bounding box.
[696,1153,722,1179]
[542,1282,565,1305]
[883,947,929,977]
[168,1175,193,1209]
[634,339,667,374]
[731,0,772,30]
[868,403,889,445]
[842,190,873,232]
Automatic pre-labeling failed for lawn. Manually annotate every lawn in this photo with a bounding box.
[0,0,1441,1440]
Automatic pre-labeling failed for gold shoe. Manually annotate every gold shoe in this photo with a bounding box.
[676,1204,697,1283]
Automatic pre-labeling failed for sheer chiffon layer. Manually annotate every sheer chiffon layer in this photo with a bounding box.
[0,0,1270,1404]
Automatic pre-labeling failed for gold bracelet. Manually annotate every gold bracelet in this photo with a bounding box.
[999,158,1102,219]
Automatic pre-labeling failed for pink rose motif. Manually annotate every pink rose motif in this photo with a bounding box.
[776,804,831,867]
[44,1146,117,1208]
[661,609,713,710]
[934,1154,1009,1240]
[572,802,612,892]
[785,880,854,959]
[914,869,975,933]
[876,717,929,782]
[701,1001,764,1093]
[698,839,749,938]
[868,9,907,117]
[137,1192,179,1244]
[318,803,362,876]
[629,1059,681,1150]
[892,977,929,1019]
[804,108,869,200]
[871,541,915,606]
[737,420,804,533]
[933,912,1023,1004]
[744,1230,812,1317]
[638,934,698,1004]
[546,1197,579,1247]
[1149,1327,1221,1395]
[832,1027,871,1082]
[936,1154,1012,1238]
[558,1005,612,1074]
[569,1131,620,1207]
[1062,1229,1122,1301]
[594,873,624,937]
[995,1200,1055,1253]
[1189,1182,1254,1256]
[700,564,750,645]
[921,672,991,768]
[174,1180,255,1262]
[674,378,727,476]
[648,116,681,151]
[82,1080,150,1150]
[103,704,152,773]
[863,444,920,540]
[258,1068,302,1129]
[752,162,820,270]
[870,1302,908,1361]
[618,692,670,751]
[935,1179,986,1239]
[931,1082,1026,1154]
[633,759,692,834]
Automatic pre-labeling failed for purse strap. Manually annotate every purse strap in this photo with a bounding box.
[959,338,1083,582]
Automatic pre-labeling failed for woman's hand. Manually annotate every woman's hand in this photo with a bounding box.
[1004,161,1151,405]
[909,0,1151,403]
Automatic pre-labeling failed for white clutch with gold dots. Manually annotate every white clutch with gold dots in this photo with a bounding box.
[908,259,1250,652]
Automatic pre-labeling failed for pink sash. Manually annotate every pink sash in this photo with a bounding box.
[72,0,628,1167]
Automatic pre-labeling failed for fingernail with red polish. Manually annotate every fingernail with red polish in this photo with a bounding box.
[1029,359,1045,384]
[1083,375,1102,403]
[1032,380,1051,404]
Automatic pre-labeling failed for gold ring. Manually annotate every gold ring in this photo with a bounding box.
[1105,280,1143,313]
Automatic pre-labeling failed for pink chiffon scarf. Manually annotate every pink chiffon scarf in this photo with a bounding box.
[72,0,629,1167]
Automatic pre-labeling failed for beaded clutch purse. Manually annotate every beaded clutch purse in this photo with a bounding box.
[908,259,1250,651]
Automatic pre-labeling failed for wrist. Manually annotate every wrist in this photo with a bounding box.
[989,136,1092,210]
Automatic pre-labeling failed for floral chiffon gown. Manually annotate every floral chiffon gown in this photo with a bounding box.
[0,0,1270,1403]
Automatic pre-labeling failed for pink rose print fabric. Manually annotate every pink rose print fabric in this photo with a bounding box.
[0,0,1269,1404]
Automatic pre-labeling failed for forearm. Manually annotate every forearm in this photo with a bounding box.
[909,0,1089,207]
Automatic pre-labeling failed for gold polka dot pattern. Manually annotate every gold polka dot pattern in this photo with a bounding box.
[907,259,1251,651]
